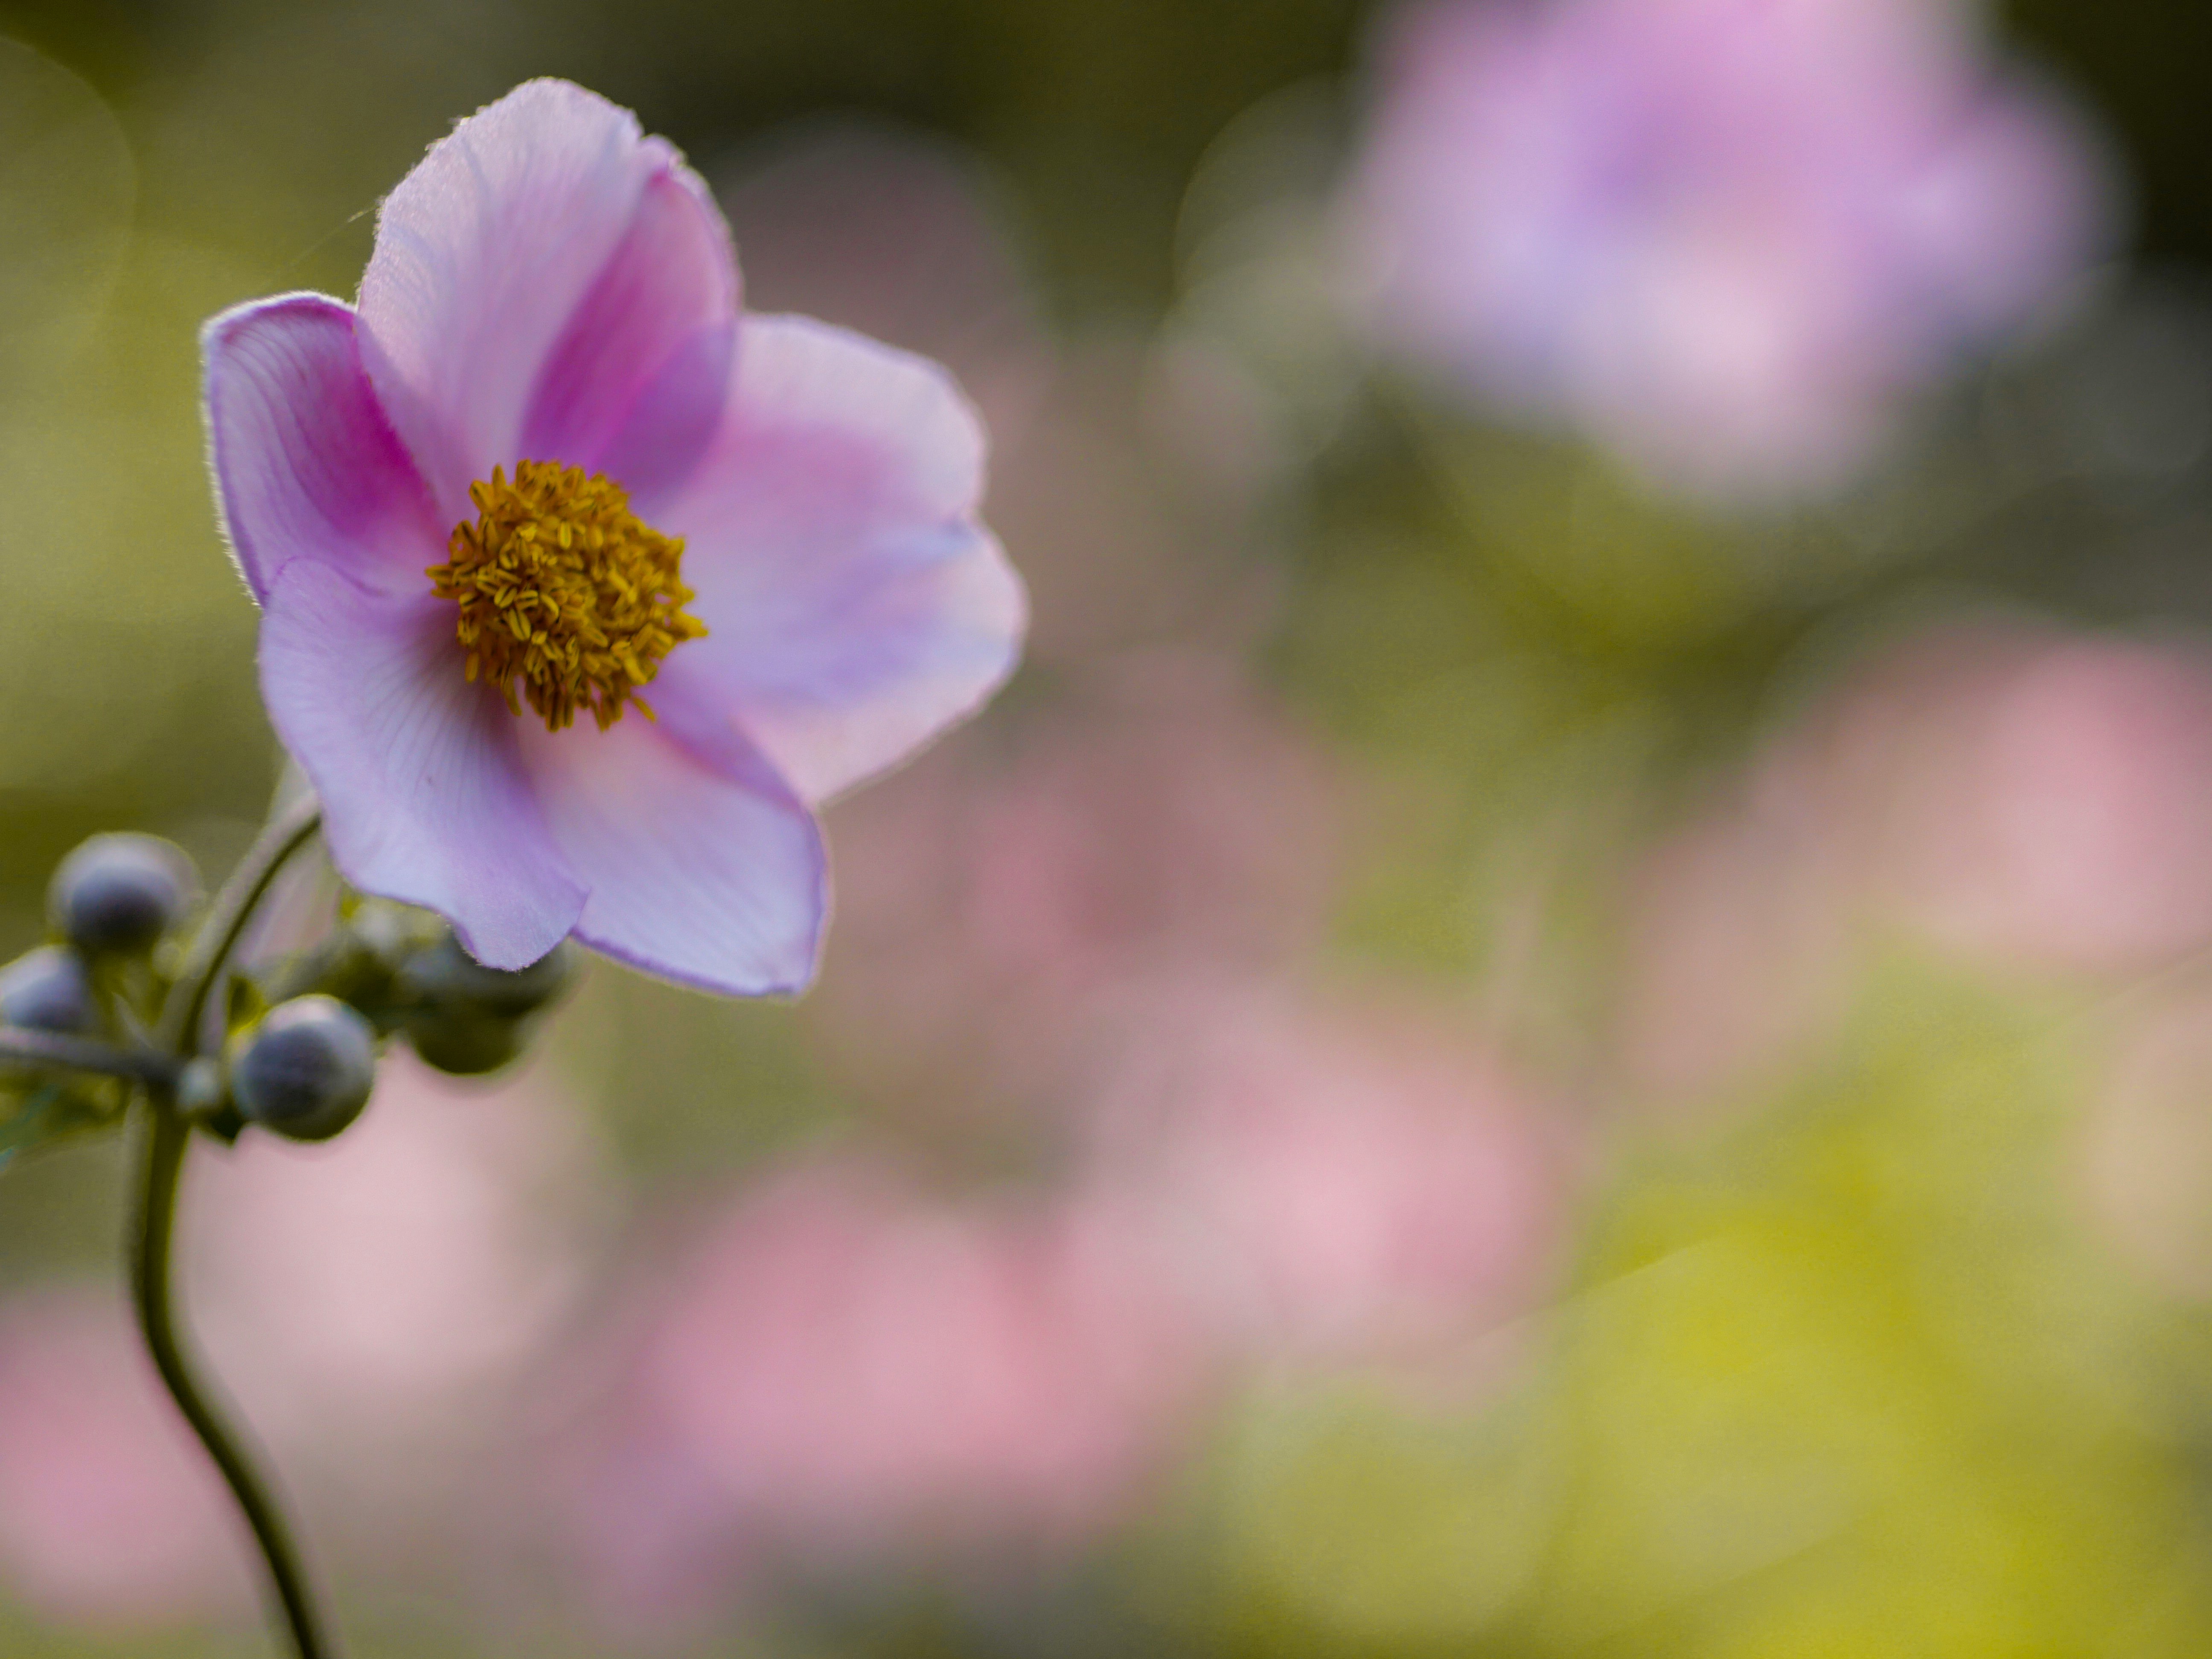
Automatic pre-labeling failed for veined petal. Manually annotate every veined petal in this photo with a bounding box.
[660,315,1027,803]
[260,561,586,968]
[202,294,445,603]
[523,162,739,504]
[515,678,827,997]
[356,80,677,516]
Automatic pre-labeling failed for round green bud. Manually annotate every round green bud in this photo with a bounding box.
[398,934,577,1019]
[228,995,376,1142]
[49,834,199,958]
[345,900,445,974]
[402,1007,524,1077]
[0,945,96,1034]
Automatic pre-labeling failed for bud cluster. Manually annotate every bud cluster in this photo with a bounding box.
[0,834,202,1156]
[258,898,577,1077]
[0,832,575,1159]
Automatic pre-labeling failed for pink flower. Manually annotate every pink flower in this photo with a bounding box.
[591,1158,1205,1581]
[1849,626,2212,975]
[184,1050,611,1462]
[0,1287,253,1629]
[1087,981,1570,1365]
[1344,0,2110,498]
[202,81,1025,994]
[1610,618,2212,1097]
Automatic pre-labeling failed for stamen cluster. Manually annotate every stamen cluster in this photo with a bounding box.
[428,460,707,732]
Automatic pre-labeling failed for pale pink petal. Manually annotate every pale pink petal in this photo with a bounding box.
[259,560,585,968]
[521,163,739,502]
[595,324,737,513]
[515,678,827,995]
[661,314,1025,803]
[355,80,673,515]
[202,293,445,602]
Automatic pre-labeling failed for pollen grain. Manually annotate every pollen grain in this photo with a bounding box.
[428,460,707,733]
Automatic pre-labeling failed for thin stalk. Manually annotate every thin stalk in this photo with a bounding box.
[158,796,323,1052]
[128,795,333,1658]
[0,1029,178,1087]
[130,1100,332,1659]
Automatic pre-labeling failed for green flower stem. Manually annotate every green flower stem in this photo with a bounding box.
[0,1029,178,1086]
[129,795,333,1659]
[158,795,324,1052]
[131,1097,333,1659]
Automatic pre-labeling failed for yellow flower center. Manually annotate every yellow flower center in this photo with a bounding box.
[428,460,708,733]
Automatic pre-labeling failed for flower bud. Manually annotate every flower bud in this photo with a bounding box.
[402,1007,524,1077]
[0,946,96,1034]
[48,835,199,958]
[227,995,376,1142]
[346,900,446,975]
[397,934,577,1019]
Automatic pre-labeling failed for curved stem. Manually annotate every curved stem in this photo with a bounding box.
[128,794,334,1658]
[158,795,323,1053]
[0,1029,178,1087]
[131,1099,333,1659]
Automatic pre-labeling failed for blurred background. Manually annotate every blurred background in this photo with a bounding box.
[0,0,2209,1653]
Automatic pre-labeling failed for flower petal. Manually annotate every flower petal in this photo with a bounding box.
[259,560,585,968]
[595,321,738,515]
[661,315,1026,803]
[202,293,445,603]
[521,161,740,502]
[355,80,672,515]
[515,679,827,996]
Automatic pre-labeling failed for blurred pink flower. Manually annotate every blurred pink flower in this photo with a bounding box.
[812,656,1343,1119]
[203,79,1023,993]
[553,1389,759,1641]
[182,1050,613,1552]
[0,1287,251,1629]
[0,1064,608,1631]
[1088,981,1570,1365]
[1840,623,2212,975]
[1344,0,2110,498]
[1613,620,2212,1095]
[620,1158,1207,1572]
[554,981,1571,1618]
